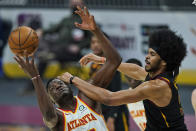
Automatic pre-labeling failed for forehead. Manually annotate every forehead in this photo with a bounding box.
[49,79,68,89]
[148,48,156,53]
[51,79,64,84]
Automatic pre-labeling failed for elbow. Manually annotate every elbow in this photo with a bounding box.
[103,99,113,106]
[109,56,122,69]
[101,93,115,106]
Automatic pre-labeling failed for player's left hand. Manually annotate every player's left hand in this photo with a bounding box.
[74,6,97,31]
[58,72,73,84]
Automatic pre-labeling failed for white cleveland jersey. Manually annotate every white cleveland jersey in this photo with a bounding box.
[127,89,146,131]
[56,96,108,131]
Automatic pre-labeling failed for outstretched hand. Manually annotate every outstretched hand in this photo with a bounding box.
[74,6,97,31]
[58,72,73,84]
[79,53,106,66]
[14,55,39,78]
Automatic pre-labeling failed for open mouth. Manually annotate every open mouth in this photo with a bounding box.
[145,60,150,65]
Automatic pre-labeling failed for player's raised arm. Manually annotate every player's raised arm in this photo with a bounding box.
[14,55,58,128]
[80,53,147,81]
[75,6,121,87]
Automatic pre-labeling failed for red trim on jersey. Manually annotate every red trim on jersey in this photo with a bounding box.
[77,95,101,115]
[61,111,66,131]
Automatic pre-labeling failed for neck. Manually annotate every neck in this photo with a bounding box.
[149,68,165,79]
[58,97,76,111]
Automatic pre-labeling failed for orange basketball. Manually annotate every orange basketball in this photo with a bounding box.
[8,26,39,56]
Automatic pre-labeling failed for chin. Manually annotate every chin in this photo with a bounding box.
[145,66,150,72]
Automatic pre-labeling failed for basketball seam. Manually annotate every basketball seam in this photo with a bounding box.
[20,29,33,46]
[10,40,38,50]
[10,36,18,46]
[9,28,33,46]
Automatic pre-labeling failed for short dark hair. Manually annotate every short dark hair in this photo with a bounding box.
[149,29,187,72]
[126,58,142,67]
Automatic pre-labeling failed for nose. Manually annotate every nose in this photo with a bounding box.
[145,54,149,59]
[56,86,61,90]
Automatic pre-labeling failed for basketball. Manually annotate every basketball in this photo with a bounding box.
[8,26,39,56]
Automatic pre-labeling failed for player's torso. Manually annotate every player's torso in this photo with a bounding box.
[143,72,187,130]
[56,96,108,131]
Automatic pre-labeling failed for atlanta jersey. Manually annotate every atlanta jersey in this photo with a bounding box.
[127,88,146,131]
[56,96,108,131]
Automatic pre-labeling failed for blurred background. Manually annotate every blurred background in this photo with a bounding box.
[0,0,196,130]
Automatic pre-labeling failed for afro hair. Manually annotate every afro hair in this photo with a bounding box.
[149,29,187,72]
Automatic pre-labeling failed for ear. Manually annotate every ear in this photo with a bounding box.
[161,60,167,66]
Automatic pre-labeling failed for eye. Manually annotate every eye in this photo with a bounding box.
[49,87,54,91]
[59,82,64,85]
[150,52,156,56]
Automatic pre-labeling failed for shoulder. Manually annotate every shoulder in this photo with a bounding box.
[148,78,170,88]
[140,79,170,98]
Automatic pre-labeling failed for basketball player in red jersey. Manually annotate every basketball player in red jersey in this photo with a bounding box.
[60,6,188,131]
[14,6,121,131]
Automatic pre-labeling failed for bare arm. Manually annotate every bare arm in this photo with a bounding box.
[117,63,147,81]
[80,53,147,81]
[74,6,121,87]
[69,76,169,106]
[14,56,58,128]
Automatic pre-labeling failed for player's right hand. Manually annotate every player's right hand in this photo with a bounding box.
[14,54,39,78]
[79,53,106,66]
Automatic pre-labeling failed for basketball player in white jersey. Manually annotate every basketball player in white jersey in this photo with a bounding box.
[125,58,146,131]
[14,6,122,131]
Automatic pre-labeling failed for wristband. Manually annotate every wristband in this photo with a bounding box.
[70,76,75,84]
[31,75,40,80]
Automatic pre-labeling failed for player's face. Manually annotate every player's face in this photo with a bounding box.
[90,36,103,56]
[145,48,162,72]
[125,76,141,89]
[48,79,73,103]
